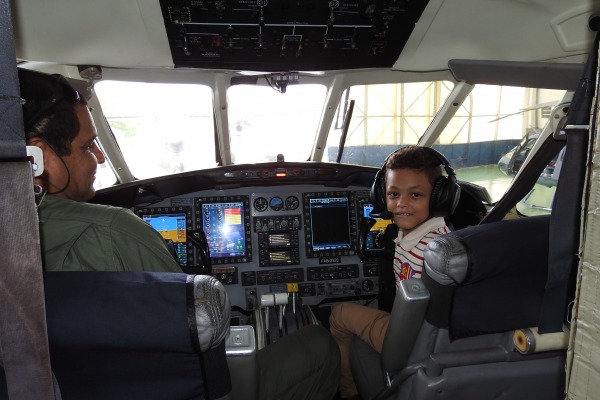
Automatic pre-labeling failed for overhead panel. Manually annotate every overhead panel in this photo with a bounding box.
[159,0,429,71]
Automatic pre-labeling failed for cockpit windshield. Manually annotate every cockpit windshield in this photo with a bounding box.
[227,84,326,163]
[95,81,215,181]
[93,78,567,207]
[95,80,327,181]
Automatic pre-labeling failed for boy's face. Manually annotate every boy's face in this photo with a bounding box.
[385,168,432,235]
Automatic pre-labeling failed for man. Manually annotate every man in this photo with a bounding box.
[19,68,340,400]
[19,68,181,272]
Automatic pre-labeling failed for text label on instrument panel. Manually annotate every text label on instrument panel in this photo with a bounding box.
[319,257,341,264]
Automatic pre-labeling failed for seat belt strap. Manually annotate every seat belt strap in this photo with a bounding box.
[481,137,564,224]
[538,31,600,333]
[0,163,56,399]
[0,1,57,398]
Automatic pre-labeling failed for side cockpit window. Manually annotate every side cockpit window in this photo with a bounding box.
[439,84,566,212]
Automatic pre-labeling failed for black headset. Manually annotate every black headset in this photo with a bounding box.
[370,146,461,218]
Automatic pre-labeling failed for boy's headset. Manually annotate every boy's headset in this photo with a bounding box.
[369,146,461,218]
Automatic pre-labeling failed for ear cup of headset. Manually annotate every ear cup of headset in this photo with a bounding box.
[429,174,461,217]
[369,167,387,214]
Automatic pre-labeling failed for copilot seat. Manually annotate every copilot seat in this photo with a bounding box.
[350,215,567,400]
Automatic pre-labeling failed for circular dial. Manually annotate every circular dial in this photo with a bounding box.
[285,196,299,210]
[254,197,268,212]
[269,196,284,211]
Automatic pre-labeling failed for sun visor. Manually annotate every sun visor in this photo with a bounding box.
[449,60,584,90]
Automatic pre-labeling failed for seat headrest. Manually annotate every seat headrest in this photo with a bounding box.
[189,274,231,352]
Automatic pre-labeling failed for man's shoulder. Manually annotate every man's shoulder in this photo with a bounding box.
[40,195,135,224]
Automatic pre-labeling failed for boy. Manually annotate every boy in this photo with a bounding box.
[329,145,458,399]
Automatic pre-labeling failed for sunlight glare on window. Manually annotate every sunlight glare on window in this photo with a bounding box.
[227,84,326,163]
[94,81,215,179]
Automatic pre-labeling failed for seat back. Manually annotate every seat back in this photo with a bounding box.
[351,216,567,400]
[423,215,550,337]
[0,272,232,400]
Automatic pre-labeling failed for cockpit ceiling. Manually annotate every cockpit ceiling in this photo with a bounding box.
[394,0,600,71]
[11,0,600,72]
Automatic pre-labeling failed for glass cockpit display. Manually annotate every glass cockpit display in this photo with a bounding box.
[303,192,358,258]
[195,196,252,264]
[135,207,193,267]
[362,204,389,251]
[202,202,245,257]
[143,213,187,242]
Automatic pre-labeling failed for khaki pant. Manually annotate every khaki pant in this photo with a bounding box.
[329,303,390,398]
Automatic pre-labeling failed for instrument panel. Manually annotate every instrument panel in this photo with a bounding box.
[133,183,387,310]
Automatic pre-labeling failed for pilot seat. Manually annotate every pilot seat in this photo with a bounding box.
[0,272,237,400]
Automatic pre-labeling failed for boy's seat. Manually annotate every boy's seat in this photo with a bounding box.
[0,272,234,400]
[350,215,567,400]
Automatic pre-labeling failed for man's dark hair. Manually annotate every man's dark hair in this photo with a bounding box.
[18,68,87,156]
[385,145,443,185]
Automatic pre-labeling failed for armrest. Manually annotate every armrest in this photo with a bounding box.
[381,278,430,373]
[424,345,511,377]
[226,325,258,400]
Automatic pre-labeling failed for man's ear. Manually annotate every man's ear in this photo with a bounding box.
[26,136,47,150]
[26,137,59,160]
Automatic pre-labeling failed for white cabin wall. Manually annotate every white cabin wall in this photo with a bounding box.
[567,67,600,398]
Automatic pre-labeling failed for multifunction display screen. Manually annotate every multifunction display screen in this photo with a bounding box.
[136,207,193,267]
[195,196,252,264]
[303,192,357,258]
[201,202,246,258]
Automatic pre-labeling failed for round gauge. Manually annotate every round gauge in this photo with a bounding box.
[254,197,268,212]
[269,196,284,211]
[285,196,299,210]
